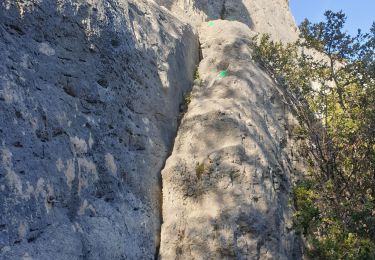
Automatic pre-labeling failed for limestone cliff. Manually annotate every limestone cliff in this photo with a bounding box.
[156,0,299,41]
[160,20,304,260]
[0,1,198,259]
[0,0,305,259]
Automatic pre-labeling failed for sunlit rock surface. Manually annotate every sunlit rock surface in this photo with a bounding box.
[155,0,298,42]
[160,20,304,259]
[1,0,306,259]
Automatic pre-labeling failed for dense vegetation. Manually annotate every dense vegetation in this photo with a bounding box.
[251,11,375,259]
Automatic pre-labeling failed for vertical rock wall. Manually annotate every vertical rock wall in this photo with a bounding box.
[160,20,304,259]
[1,0,305,259]
[155,0,299,41]
[0,0,198,259]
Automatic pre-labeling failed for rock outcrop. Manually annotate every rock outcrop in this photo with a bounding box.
[0,1,197,259]
[160,20,304,259]
[156,0,298,41]
[1,0,305,259]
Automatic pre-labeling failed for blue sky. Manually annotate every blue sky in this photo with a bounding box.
[289,0,375,35]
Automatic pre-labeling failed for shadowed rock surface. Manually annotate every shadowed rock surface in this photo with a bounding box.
[0,0,197,259]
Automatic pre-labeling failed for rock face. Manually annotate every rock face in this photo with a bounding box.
[160,20,304,259]
[1,0,305,259]
[0,0,198,259]
[156,0,298,41]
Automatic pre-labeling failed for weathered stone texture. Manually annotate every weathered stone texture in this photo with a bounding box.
[0,0,198,259]
[160,20,304,259]
[155,0,299,41]
[1,0,305,259]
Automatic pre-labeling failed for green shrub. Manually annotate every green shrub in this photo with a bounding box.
[292,180,320,235]
[251,10,375,259]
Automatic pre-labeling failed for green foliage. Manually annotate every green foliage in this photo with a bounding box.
[195,162,205,179]
[194,68,201,81]
[310,225,375,260]
[292,180,320,235]
[293,180,375,260]
[252,10,375,259]
[179,92,192,118]
[184,92,191,106]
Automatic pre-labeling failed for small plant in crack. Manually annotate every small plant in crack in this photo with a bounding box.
[178,91,192,127]
[179,91,191,115]
[194,68,201,81]
[184,92,191,106]
[195,162,205,180]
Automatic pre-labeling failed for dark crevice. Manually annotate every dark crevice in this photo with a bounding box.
[220,0,227,20]
[154,36,203,260]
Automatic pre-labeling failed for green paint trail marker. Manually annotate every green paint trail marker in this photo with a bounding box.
[208,21,215,27]
[218,70,227,78]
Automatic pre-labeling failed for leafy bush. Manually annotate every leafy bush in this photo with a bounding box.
[252,11,375,259]
[292,180,320,235]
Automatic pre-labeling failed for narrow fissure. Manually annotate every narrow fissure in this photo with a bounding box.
[154,37,203,260]
[220,0,227,20]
